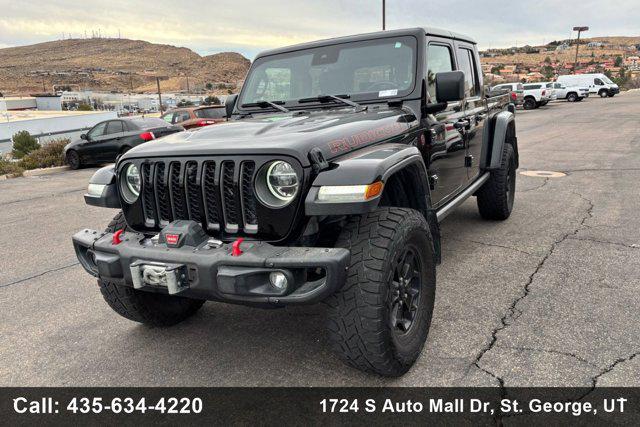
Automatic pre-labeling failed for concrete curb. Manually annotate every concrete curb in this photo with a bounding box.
[23,165,70,177]
[1,165,70,180]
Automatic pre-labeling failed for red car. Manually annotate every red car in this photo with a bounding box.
[161,105,227,129]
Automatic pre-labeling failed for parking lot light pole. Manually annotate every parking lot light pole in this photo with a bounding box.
[382,0,385,30]
[573,26,589,74]
[156,77,163,113]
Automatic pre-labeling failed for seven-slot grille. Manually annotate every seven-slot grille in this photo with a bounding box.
[140,159,259,235]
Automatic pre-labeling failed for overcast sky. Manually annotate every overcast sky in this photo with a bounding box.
[0,0,638,59]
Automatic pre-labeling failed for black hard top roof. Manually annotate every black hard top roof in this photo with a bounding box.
[255,27,476,59]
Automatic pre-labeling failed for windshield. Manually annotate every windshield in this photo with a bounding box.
[602,75,614,84]
[239,36,417,108]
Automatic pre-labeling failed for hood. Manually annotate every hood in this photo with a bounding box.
[121,107,417,167]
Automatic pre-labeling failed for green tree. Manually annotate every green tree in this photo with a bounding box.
[12,131,41,159]
[77,102,93,111]
[177,99,194,107]
[541,65,555,79]
[614,56,623,67]
[205,82,213,90]
[490,65,502,75]
[544,56,552,64]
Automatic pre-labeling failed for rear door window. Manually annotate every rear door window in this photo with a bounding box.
[426,43,454,101]
[105,120,124,135]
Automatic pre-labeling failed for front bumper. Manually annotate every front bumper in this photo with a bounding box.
[72,222,350,306]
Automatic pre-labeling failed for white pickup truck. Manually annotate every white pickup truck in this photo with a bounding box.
[542,82,589,102]
[521,83,552,109]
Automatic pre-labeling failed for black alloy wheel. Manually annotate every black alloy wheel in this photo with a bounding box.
[390,246,422,334]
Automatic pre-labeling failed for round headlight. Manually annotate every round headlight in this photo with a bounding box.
[255,160,299,208]
[121,163,141,203]
[267,161,298,201]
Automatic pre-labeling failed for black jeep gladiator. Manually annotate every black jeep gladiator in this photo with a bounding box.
[73,27,518,377]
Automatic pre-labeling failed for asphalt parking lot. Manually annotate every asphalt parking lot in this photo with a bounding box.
[1,92,639,387]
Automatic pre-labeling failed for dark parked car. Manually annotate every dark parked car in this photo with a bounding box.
[64,117,183,169]
[160,106,227,129]
[73,27,518,376]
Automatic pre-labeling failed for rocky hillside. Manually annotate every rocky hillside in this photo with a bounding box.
[0,38,251,94]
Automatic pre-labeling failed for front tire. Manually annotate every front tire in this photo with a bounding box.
[599,89,609,98]
[98,212,205,327]
[66,150,81,170]
[567,93,578,102]
[476,143,516,220]
[326,208,436,377]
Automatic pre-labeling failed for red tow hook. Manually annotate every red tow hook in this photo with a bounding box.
[231,238,244,257]
[112,229,124,245]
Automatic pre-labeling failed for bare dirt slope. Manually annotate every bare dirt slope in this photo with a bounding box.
[0,38,250,94]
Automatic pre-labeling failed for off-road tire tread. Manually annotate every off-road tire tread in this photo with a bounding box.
[98,212,205,327]
[476,143,515,220]
[325,208,435,376]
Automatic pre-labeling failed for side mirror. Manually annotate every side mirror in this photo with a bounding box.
[80,133,88,140]
[225,94,238,119]
[435,71,465,103]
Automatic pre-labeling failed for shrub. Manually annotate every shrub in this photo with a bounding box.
[0,159,24,177]
[203,95,221,105]
[77,102,93,111]
[18,139,69,170]
[11,131,41,159]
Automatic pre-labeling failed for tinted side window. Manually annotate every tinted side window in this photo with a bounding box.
[594,78,604,85]
[456,48,479,97]
[195,108,226,119]
[105,121,124,135]
[426,44,454,101]
[87,122,107,138]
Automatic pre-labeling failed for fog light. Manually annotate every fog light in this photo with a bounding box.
[269,272,288,290]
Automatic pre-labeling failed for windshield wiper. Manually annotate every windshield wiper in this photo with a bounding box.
[241,100,290,113]
[298,94,366,112]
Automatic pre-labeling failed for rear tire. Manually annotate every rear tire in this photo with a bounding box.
[66,150,81,170]
[98,212,205,327]
[326,208,436,377]
[523,97,536,110]
[476,143,516,220]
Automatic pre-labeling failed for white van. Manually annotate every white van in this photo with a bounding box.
[557,73,619,98]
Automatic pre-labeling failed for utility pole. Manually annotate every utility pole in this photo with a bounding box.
[186,75,190,93]
[573,26,589,74]
[382,0,386,30]
[156,77,163,113]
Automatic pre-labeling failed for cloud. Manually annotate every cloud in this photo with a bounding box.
[0,0,638,58]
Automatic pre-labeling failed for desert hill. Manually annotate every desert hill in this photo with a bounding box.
[0,38,251,94]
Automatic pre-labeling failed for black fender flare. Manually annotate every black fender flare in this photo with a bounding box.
[84,165,121,209]
[305,143,442,264]
[305,144,430,215]
[480,110,518,170]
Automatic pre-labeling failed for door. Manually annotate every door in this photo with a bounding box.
[454,43,485,183]
[101,120,126,160]
[80,122,108,162]
[424,40,468,207]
